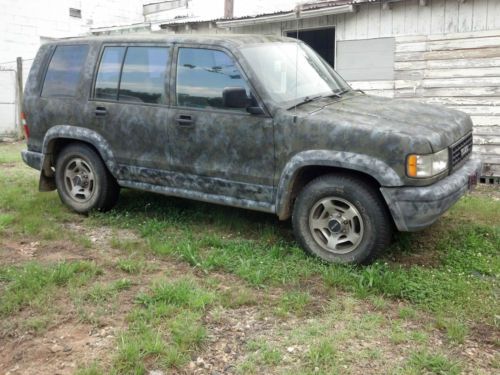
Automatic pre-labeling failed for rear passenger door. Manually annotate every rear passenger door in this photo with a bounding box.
[167,46,274,204]
[88,44,171,183]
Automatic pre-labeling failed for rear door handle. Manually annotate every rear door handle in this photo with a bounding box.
[95,106,107,116]
[176,114,194,126]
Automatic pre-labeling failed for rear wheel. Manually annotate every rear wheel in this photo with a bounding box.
[55,143,119,213]
[292,174,392,264]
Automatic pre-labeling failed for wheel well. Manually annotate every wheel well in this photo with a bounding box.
[47,138,103,168]
[39,138,109,192]
[281,165,385,220]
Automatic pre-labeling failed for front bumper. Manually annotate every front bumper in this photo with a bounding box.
[21,150,43,171]
[380,158,482,232]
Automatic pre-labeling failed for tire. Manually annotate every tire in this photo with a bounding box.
[55,143,120,213]
[292,173,392,264]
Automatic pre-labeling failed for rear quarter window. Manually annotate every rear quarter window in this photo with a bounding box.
[41,44,89,97]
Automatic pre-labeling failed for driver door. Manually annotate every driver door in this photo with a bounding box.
[166,46,275,204]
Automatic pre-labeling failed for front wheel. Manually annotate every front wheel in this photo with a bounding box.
[55,143,120,213]
[292,174,392,264]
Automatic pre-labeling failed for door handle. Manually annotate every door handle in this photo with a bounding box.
[176,114,194,126]
[95,106,107,116]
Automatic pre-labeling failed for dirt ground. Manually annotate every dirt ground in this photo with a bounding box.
[1,142,499,374]
[1,223,498,375]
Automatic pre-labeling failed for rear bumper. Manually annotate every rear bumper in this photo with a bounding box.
[21,150,43,171]
[381,158,482,232]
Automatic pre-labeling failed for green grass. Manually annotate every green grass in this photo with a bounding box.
[116,257,146,274]
[0,261,102,316]
[275,290,312,317]
[0,166,73,239]
[1,142,499,373]
[112,278,214,373]
[88,187,499,317]
[0,141,23,164]
[402,350,462,375]
[75,362,104,375]
[83,278,132,303]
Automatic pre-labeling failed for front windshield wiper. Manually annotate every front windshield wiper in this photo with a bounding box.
[287,95,325,110]
[332,89,350,96]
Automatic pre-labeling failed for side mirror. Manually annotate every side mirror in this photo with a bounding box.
[223,87,248,108]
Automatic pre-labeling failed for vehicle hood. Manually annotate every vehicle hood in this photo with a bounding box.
[302,93,472,152]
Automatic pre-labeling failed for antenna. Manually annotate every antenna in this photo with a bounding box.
[294,3,301,118]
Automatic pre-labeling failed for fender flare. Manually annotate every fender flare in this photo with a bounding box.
[41,125,119,177]
[275,150,403,219]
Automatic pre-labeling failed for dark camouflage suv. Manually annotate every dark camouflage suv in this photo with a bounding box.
[21,34,482,264]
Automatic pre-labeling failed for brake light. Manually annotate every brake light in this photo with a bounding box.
[21,112,29,140]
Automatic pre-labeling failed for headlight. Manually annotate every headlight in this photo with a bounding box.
[407,148,449,178]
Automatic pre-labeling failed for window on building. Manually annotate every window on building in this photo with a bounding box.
[176,48,250,110]
[94,47,126,101]
[41,45,89,97]
[119,47,169,104]
[69,8,82,18]
[336,38,395,81]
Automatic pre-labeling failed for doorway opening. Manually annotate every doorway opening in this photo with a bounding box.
[286,27,335,68]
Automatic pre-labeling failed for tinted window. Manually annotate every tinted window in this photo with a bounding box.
[94,47,125,101]
[119,47,169,104]
[41,45,89,97]
[176,48,250,110]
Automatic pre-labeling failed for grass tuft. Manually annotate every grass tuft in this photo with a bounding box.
[0,261,101,316]
[405,350,462,375]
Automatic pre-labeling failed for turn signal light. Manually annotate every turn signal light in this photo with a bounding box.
[407,155,417,177]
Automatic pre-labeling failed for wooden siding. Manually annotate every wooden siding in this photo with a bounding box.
[393,30,500,177]
[226,0,500,176]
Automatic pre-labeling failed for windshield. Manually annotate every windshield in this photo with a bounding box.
[240,42,350,107]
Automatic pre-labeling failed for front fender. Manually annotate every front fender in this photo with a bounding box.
[276,150,403,219]
[41,125,119,177]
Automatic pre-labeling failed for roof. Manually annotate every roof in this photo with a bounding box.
[216,0,381,27]
[47,33,291,48]
[157,0,382,28]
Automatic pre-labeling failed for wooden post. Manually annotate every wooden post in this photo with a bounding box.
[224,0,233,19]
[16,57,23,140]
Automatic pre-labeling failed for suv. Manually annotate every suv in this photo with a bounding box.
[21,34,481,264]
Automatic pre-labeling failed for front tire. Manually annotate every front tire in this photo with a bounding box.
[292,174,392,264]
[55,143,119,213]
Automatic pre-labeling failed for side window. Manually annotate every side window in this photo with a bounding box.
[94,47,126,101]
[41,45,89,97]
[119,47,169,104]
[94,46,169,104]
[176,48,251,110]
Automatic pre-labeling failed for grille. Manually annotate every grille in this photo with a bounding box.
[450,133,473,170]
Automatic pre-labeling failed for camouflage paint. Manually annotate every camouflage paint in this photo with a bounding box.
[21,33,478,231]
[381,158,482,231]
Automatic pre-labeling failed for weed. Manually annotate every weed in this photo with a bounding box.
[0,261,101,316]
[405,350,461,375]
[399,306,417,320]
[307,340,338,370]
[276,290,312,317]
[435,317,469,344]
[116,258,145,274]
[136,278,215,310]
[75,362,104,375]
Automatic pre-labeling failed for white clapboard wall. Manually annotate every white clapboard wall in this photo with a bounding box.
[350,29,500,177]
